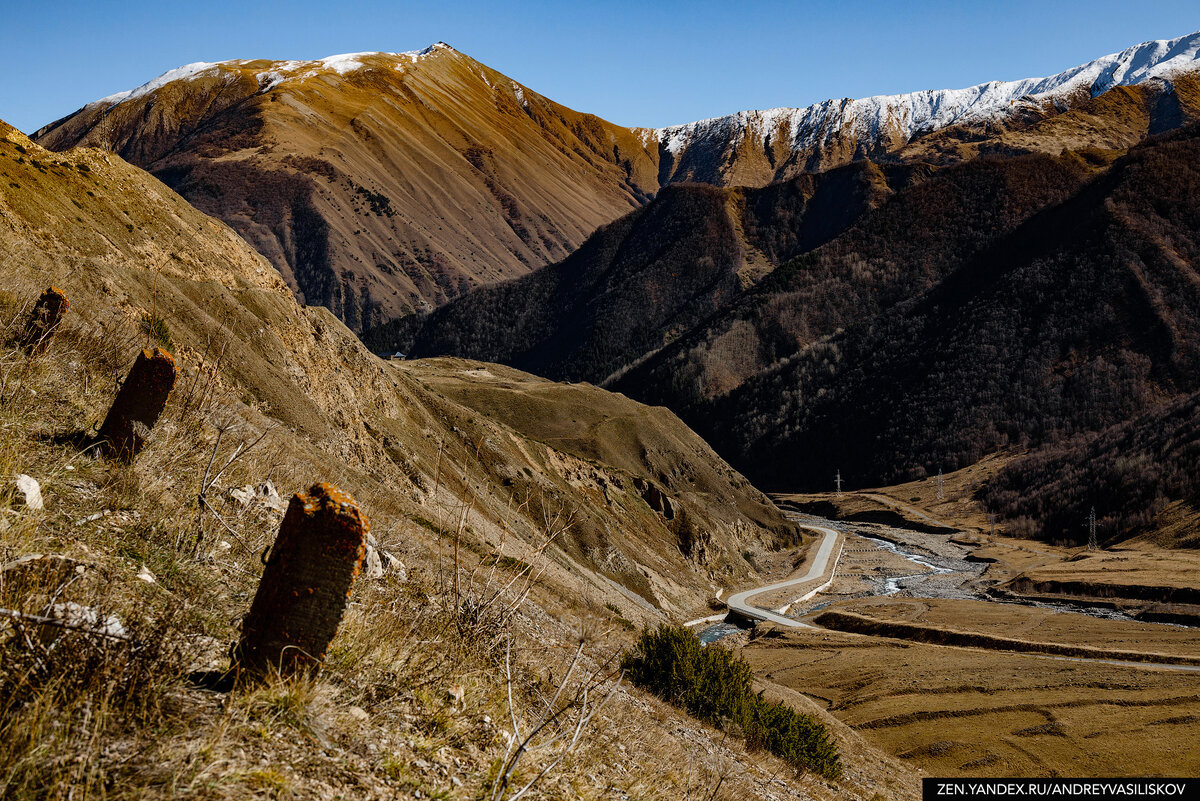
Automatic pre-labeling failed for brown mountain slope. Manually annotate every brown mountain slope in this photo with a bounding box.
[0,122,282,294]
[381,149,1096,396]
[364,161,890,381]
[700,126,1200,493]
[613,150,1101,408]
[33,45,660,330]
[0,120,800,614]
[381,120,1200,537]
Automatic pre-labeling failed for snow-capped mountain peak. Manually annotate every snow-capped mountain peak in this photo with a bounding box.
[653,30,1200,156]
[90,43,457,108]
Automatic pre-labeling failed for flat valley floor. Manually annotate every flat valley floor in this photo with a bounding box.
[733,468,1200,778]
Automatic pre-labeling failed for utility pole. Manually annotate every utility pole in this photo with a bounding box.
[937,468,945,501]
[835,469,843,497]
[1087,507,1098,551]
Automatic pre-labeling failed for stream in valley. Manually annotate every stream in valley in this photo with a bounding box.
[700,517,1147,643]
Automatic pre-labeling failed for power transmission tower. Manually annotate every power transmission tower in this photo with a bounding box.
[1087,507,1098,551]
[987,513,996,541]
[936,468,945,501]
[835,469,843,497]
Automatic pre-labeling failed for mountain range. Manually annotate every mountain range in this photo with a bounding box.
[360,33,1200,544]
[35,32,1200,330]
[30,30,1200,545]
[8,26,1200,795]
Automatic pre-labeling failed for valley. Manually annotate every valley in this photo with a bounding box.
[705,494,1200,777]
[4,18,1200,798]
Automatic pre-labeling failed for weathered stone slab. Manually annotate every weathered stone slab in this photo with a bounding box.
[96,347,177,462]
[235,483,368,677]
[21,287,69,354]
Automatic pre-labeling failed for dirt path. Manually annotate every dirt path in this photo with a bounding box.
[856,492,960,530]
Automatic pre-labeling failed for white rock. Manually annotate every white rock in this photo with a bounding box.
[15,475,43,510]
[257,480,286,513]
[229,480,287,513]
[363,542,385,580]
[229,485,255,507]
[363,533,405,581]
[43,602,126,640]
[136,564,157,584]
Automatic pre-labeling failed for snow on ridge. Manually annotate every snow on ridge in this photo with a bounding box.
[92,62,222,106]
[92,43,456,107]
[655,30,1200,156]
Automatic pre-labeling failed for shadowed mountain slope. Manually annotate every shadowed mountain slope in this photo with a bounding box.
[701,126,1200,491]
[611,150,1101,406]
[983,387,1200,547]
[364,162,889,381]
[385,148,1101,396]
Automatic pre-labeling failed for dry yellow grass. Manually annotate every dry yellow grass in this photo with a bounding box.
[761,461,1200,779]
[744,627,1200,778]
[0,274,807,801]
[776,454,1009,536]
[824,597,1200,659]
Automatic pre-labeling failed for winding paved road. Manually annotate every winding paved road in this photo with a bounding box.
[694,521,1200,673]
[723,525,840,629]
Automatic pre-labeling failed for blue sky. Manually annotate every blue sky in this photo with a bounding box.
[2,0,1198,134]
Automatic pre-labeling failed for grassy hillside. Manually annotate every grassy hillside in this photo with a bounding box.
[0,123,913,800]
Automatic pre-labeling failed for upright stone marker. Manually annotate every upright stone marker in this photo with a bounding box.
[235,483,368,677]
[21,287,70,354]
[97,347,177,462]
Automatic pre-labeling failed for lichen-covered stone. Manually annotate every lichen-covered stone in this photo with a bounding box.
[97,347,177,462]
[20,286,69,354]
[235,483,368,677]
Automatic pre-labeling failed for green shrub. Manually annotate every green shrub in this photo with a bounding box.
[622,624,840,778]
[139,312,174,351]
